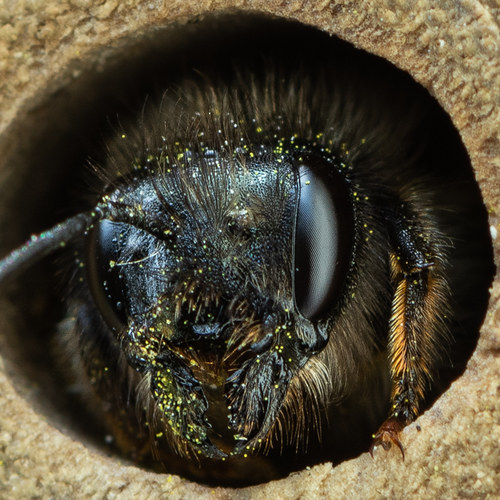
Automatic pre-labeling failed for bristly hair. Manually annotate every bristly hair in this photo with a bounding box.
[96,59,431,190]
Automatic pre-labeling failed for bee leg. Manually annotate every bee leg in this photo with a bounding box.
[370,206,449,458]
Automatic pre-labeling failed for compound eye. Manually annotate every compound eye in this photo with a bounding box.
[86,219,132,332]
[87,217,169,334]
[294,162,352,320]
[86,218,171,332]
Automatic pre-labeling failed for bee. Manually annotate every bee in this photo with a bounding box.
[0,48,493,485]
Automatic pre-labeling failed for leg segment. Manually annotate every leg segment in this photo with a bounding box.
[371,205,450,457]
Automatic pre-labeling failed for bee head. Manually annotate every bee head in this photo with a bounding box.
[85,142,352,458]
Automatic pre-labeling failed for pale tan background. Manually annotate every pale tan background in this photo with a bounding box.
[0,1,499,498]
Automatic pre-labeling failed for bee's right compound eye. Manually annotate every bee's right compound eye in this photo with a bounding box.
[86,218,170,333]
[86,219,132,332]
[293,160,353,321]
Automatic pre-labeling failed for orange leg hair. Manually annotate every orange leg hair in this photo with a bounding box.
[370,207,450,458]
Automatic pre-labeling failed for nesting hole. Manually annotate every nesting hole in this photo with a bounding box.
[0,13,494,487]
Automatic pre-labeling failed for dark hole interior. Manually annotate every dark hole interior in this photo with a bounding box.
[0,13,494,487]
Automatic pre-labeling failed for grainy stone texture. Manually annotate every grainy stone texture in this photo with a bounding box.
[0,1,498,499]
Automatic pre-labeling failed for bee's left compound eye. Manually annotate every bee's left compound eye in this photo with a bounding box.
[294,160,353,320]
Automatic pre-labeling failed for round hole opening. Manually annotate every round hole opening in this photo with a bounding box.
[0,13,494,487]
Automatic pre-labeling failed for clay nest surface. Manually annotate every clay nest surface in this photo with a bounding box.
[0,1,498,499]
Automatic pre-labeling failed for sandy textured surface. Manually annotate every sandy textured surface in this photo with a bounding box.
[0,1,498,498]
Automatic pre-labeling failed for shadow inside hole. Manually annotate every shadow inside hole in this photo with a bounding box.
[0,13,494,486]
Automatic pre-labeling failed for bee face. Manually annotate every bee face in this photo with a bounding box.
[82,131,355,457]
